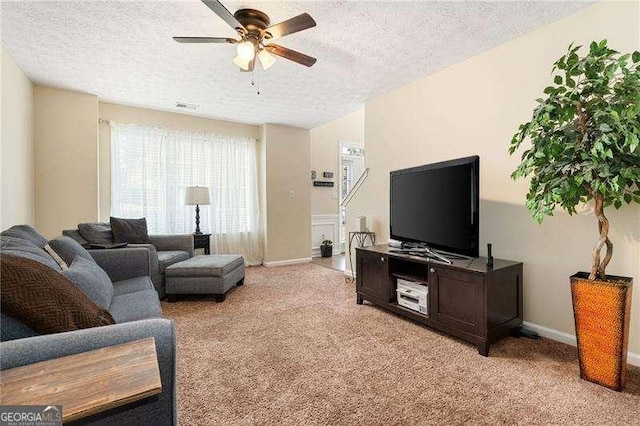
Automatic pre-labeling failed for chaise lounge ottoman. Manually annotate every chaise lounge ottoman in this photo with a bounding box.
[165,254,245,303]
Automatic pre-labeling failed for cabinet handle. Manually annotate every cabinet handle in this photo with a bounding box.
[430,268,435,273]
[380,257,385,262]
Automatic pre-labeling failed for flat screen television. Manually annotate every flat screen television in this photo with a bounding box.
[390,155,479,258]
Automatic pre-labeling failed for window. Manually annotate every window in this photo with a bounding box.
[110,122,263,263]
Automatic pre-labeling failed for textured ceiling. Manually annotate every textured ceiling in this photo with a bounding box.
[1,1,591,129]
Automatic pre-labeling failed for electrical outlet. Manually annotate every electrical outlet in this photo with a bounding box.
[289,190,295,198]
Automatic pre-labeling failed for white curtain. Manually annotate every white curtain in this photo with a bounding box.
[110,122,263,265]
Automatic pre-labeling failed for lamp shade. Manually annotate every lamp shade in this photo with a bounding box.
[185,186,210,205]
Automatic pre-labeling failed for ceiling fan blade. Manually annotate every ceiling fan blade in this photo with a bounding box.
[173,37,234,44]
[265,44,316,67]
[201,0,245,33]
[264,13,316,40]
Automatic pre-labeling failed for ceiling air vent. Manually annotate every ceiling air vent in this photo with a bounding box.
[175,102,198,110]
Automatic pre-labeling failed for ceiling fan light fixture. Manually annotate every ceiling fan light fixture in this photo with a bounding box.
[258,49,276,70]
[236,40,256,61]
[173,1,317,71]
[233,55,251,71]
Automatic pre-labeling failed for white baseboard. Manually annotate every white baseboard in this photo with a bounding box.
[523,321,640,367]
[263,257,312,267]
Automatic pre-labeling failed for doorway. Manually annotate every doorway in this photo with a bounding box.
[338,141,365,253]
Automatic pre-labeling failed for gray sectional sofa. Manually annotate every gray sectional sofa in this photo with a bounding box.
[0,225,177,425]
[63,228,194,299]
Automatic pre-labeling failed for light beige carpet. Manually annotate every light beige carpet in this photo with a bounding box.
[162,263,639,425]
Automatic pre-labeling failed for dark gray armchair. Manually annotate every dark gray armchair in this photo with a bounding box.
[63,229,194,299]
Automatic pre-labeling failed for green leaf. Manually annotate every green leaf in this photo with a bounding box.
[566,77,576,88]
[632,51,640,63]
[599,123,612,132]
[554,75,563,85]
[543,86,555,95]
[618,53,631,65]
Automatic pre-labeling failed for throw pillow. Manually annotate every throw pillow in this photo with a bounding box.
[63,256,114,309]
[43,243,69,270]
[1,235,63,271]
[48,236,95,266]
[0,225,48,247]
[110,217,151,244]
[0,255,115,335]
[78,222,114,245]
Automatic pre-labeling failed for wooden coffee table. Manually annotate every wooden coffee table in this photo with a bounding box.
[0,337,162,422]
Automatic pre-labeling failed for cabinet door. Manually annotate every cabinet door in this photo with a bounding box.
[356,251,389,301]
[430,266,485,336]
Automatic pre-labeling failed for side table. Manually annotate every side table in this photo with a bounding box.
[0,338,161,423]
[346,231,376,283]
[194,233,211,255]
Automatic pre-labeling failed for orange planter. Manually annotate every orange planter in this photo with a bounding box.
[570,273,633,391]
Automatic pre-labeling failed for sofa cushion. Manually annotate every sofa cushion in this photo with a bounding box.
[113,276,154,296]
[0,225,48,247]
[48,235,95,266]
[1,313,39,341]
[109,290,162,323]
[1,236,62,271]
[157,251,190,273]
[63,256,114,309]
[110,217,151,244]
[0,255,115,335]
[78,222,114,245]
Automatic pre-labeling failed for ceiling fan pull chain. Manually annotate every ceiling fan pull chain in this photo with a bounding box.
[251,66,260,95]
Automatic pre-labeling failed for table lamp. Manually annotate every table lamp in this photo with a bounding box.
[185,186,210,235]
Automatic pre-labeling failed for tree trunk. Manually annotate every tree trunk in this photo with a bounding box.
[589,193,613,280]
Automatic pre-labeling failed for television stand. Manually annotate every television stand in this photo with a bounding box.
[356,245,523,356]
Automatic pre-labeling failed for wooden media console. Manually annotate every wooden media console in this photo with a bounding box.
[356,245,523,356]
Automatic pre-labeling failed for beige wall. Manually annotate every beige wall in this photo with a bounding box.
[347,1,640,353]
[310,108,364,215]
[1,48,34,229]
[261,124,311,263]
[98,102,260,221]
[34,86,99,238]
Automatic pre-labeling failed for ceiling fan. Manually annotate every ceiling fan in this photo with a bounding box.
[173,0,317,72]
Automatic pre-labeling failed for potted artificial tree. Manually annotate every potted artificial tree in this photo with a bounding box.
[320,235,333,258]
[509,40,639,391]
